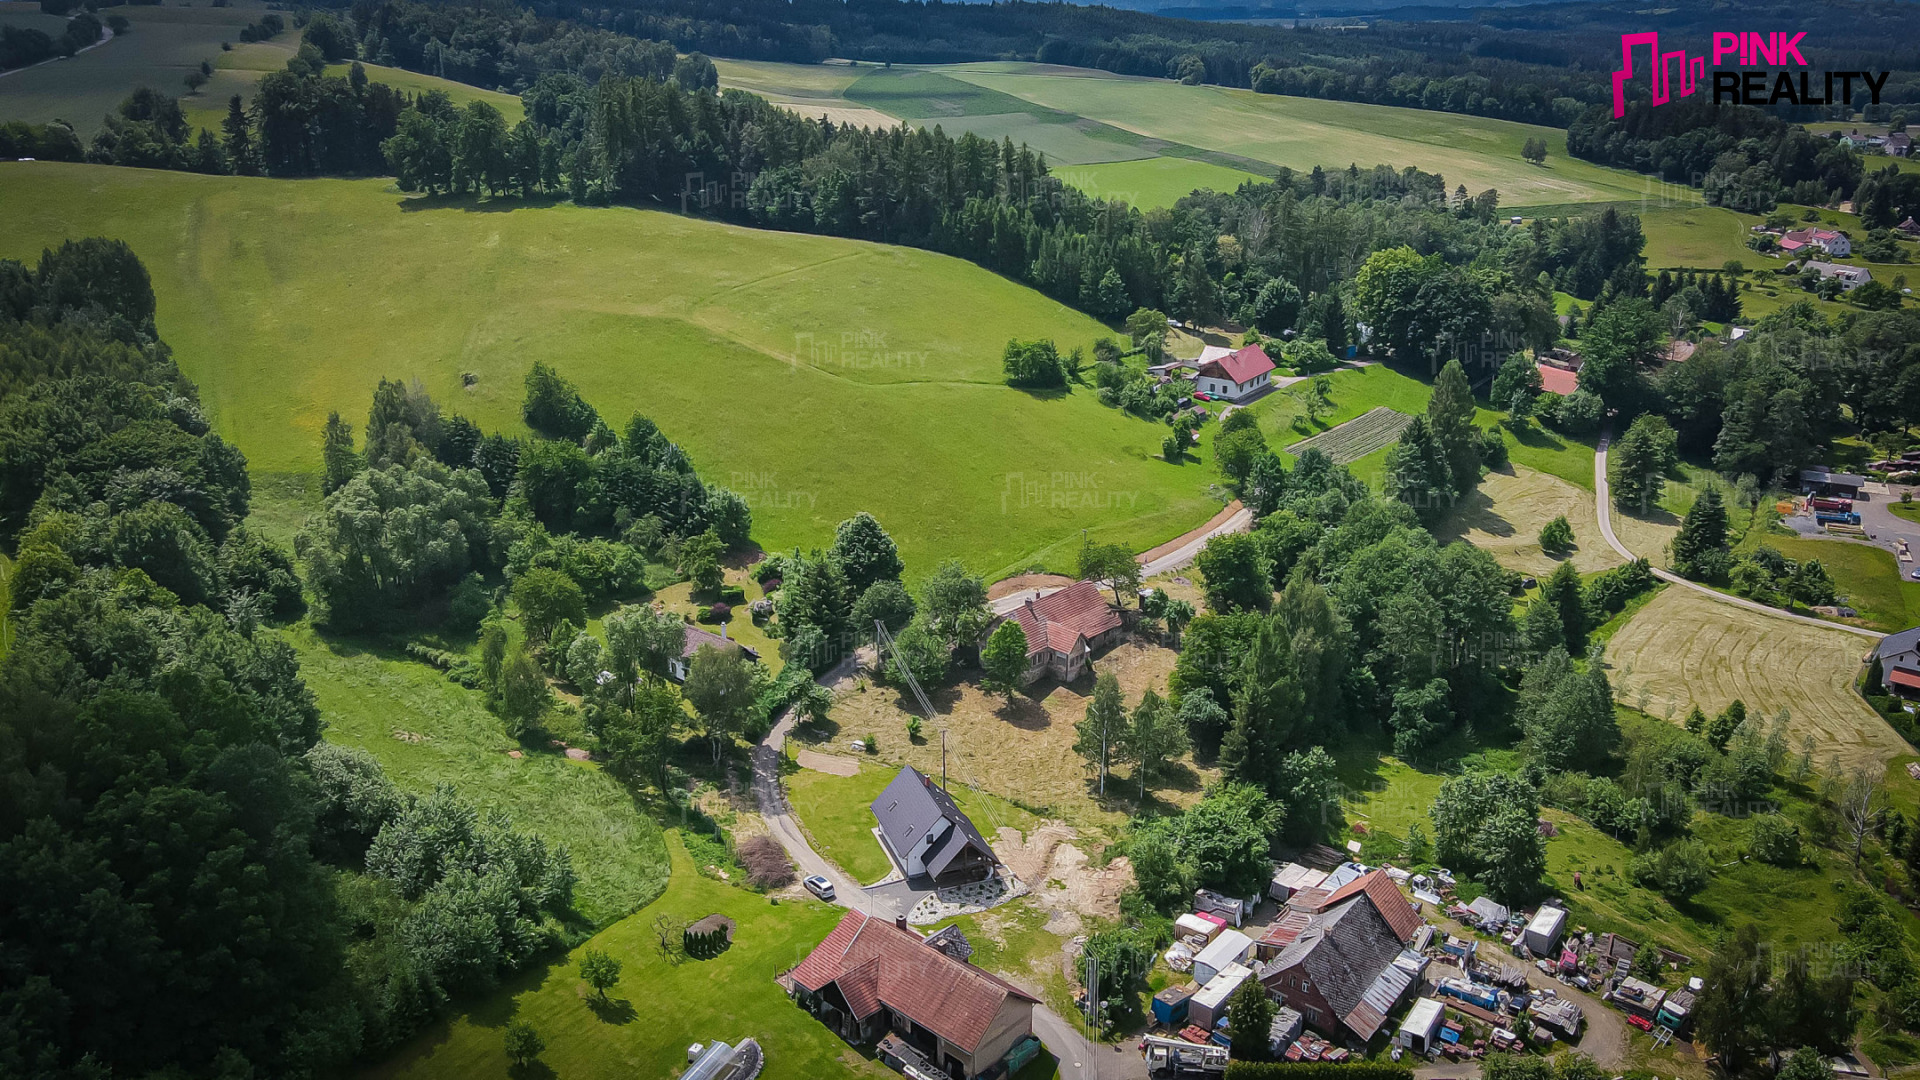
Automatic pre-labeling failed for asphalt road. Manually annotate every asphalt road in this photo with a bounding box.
[1593,429,1881,641]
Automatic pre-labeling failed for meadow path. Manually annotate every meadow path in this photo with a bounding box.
[1593,429,1881,641]
[0,25,114,81]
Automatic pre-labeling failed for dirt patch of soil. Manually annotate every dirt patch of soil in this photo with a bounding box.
[987,572,1076,601]
[995,823,1132,938]
[795,748,860,776]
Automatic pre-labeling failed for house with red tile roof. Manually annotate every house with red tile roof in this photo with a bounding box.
[1536,363,1579,396]
[998,580,1123,684]
[1194,344,1277,402]
[1782,227,1851,256]
[790,911,1038,1079]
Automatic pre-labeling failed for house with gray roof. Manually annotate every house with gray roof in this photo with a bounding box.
[870,766,998,886]
[1256,895,1409,1042]
[1875,625,1920,697]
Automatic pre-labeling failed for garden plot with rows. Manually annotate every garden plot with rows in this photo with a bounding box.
[1286,406,1414,464]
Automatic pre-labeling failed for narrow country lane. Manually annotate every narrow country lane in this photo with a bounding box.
[1593,428,1881,641]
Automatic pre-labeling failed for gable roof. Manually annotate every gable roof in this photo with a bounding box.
[1196,344,1275,385]
[681,624,759,662]
[1008,581,1121,660]
[1318,869,1421,943]
[1264,897,1406,1029]
[792,911,1038,1053]
[869,766,995,880]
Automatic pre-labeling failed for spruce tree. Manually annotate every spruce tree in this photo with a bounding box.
[1427,359,1481,493]
[1672,486,1730,579]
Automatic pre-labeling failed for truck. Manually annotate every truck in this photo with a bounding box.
[1142,1036,1228,1076]
[1816,511,1862,526]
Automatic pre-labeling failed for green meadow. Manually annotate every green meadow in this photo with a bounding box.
[364,833,891,1080]
[1052,157,1268,208]
[0,162,1218,582]
[1638,203,1916,320]
[0,1,274,134]
[283,626,671,927]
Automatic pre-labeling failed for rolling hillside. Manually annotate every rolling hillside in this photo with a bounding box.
[0,162,1219,582]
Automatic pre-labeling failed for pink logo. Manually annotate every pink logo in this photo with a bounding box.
[1611,32,1707,117]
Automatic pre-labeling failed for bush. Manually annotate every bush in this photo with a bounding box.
[1750,813,1802,866]
[1481,427,1509,469]
[1539,516,1574,554]
[1549,389,1603,434]
[1583,558,1654,618]
[1631,839,1713,898]
[718,584,747,604]
[737,834,794,889]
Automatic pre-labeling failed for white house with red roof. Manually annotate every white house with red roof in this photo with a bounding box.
[996,580,1123,684]
[1782,227,1851,257]
[1194,343,1276,402]
[790,911,1038,1079]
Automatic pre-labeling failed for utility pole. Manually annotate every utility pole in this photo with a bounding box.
[941,729,947,792]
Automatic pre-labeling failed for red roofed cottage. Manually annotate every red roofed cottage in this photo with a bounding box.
[1194,344,1276,402]
[790,911,1038,1079]
[998,580,1123,684]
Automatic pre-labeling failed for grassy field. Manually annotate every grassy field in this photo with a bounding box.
[177,35,295,133]
[323,61,525,124]
[0,162,1224,583]
[283,626,671,927]
[1603,586,1907,770]
[714,57,896,129]
[0,1,275,135]
[824,640,1209,831]
[1043,156,1267,208]
[364,831,890,1080]
[937,63,1663,209]
[1437,464,1624,578]
[785,759,1042,885]
[1746,533,1920,633]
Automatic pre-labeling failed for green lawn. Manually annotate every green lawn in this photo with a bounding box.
[937,63,1663,209]
[0,1,278,135]
[1638,204,1914,320]
[363,831,889,1080]
[785,759,1040,885]
[0,162,1222,584]
[283,626,670,927]
[178,35,298,134]
[1746,533,1920,632]
[1050,157,1267,209]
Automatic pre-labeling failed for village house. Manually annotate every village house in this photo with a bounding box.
[1874,625,1920,698]
[871,765,999,885]
[1801,260,1872,291]
[1193,343,1276,402]
[667,623,760,683]
[1257,893,1421,1042]
[1886,132,1912,157]
[790,911,1038,1080]
[1899,216,1920,238]
[1783,229,1852,257]
[995,580,1123,684]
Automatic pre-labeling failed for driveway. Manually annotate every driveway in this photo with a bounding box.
[987,500,1250,615]
[1593,429,1881,641]
[750,706,1146,1079]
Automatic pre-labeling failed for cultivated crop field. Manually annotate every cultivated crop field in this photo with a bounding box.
[1604,587,1905,770]
[0,162,1218,581]
[1285,405,1412,464]
[937,62,1665,208]
[712,57,893,129]
[0,0,275,135]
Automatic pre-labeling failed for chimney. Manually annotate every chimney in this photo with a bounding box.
[894,914,908,932]
[719,620,728,641]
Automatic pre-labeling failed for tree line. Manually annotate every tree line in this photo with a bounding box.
[0,241,583,1079]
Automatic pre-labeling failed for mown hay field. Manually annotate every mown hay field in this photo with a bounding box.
[1603,587,1907,770]
[937,62,1663,208]
[1437,465,1623,578]
[0,162,1219,582]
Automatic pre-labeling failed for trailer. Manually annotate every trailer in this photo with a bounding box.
[1437,977,1501,1011]
[1816,511,1862,526]
[1810,497,1854,513]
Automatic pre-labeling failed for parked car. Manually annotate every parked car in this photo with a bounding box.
[1193,392,1213,402]
[803,875,836,901]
